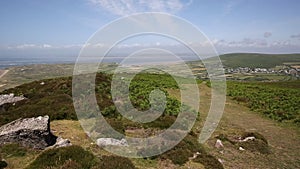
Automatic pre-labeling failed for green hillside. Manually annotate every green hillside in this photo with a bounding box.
[219,53,300,68]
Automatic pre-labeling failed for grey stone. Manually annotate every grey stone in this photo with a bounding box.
[242,136,256,142]
[215,139,224,149]
[0,94,25,106]
[96,138,128,147]
[0,115,57,149]
[51,137,72,148]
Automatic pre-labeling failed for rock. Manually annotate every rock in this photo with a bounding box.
[96,138,128,147]
[239,146,245,151]
[215,139,224,149]
[0,115,57,149]
[0,94,25,106]
[40,81,45,85]
[242,136,255,142]
[218,158,224,164]
[52,137,72,148]
[189,152,201,160]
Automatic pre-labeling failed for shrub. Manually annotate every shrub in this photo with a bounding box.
[161,148,191,165]
[60,160,82,169]
[26,145,95,169]
[238,139,270,154]
[160,134,205,166]
[0,161,8,169]
[241,132,268,144]
[94,155,136,169]
[143,115,176,129]
[193,154,224,169]
[160,134,223,168]
[238,132,270,154]
[215,134,236,144]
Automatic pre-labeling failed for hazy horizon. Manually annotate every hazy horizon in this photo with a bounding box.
[1,0,300,59]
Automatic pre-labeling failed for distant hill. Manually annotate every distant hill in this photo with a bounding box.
[219,53,300,68]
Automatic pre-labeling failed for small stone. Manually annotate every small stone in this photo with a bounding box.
[215,139,224,149]
[218,158,224,164]
[52,137,72,148]
[239,147,245,151]
[40,82,45,85]
[242,136,255,142]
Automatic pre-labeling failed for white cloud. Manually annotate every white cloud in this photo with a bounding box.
[223,0,242,15]
[3,38,300,56]
[264,32,272,38]
[16,44,37,49]
[11,44,54,49]
[89,0,192,16]
[271,40,291,47]
[43,44,52,48]
[213,38,268,48]
[211,38,300,53]
[290,34,300,40]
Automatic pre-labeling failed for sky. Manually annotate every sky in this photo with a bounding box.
[0,0,300,59]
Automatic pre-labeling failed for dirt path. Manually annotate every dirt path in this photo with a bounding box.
[0,70,9,88]
[217,99,300,168]
[169,83,300,169]
[0,70,8,79]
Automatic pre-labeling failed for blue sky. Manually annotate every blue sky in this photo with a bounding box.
[0,0,300,58]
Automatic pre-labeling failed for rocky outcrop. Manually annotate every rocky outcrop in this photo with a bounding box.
[0,94,25,106]
[0,115,68,149]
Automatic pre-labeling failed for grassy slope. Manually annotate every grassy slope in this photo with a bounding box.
[0,73,220,169]
[168,83,300,169]
[1,72,299,168]
[219,53,300,68]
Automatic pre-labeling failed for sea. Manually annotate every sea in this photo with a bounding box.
[0,54,201,69]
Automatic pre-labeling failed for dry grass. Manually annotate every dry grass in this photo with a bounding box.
[168,83,300,169]
[1,82,299,168]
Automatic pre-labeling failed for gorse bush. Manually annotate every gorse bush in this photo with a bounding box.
[94,155,136,169]
[238,132,270,154]
[193,153,224,169]
[216,132,270,154]
[26,145,96,169]
[238,139,270,154]
[241,132,268,144]
[160,134,223,168]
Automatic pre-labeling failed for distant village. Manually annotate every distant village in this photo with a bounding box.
[225,64,300,78]
[191,63,300,80]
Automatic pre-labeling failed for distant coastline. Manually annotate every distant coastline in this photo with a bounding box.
[0,54,201,69]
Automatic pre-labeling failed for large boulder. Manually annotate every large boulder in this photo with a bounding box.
[0,115,57,149]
